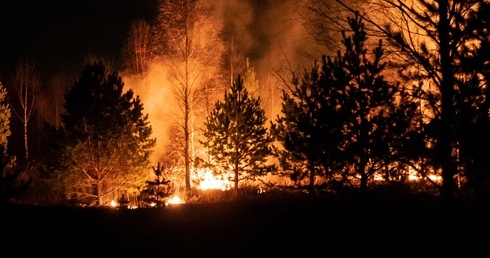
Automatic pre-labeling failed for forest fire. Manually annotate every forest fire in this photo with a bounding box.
[2,0,490,254]
[1,0,489,210]
[166,195,185,205]
[196,169,233,191]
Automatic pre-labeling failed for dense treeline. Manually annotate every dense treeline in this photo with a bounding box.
[1,0,490,206]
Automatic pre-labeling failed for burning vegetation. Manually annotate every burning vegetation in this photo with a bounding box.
[1,0,490,207]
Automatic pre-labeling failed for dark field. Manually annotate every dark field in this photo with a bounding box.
[1,197,489,257]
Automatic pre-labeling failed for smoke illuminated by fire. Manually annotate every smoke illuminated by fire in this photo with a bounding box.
[119,0,322,192]
[123,63,178,163]
[116,0,446,202]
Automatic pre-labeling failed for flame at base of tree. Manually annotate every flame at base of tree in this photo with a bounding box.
[166,195,185,205]
[195,168,233,191]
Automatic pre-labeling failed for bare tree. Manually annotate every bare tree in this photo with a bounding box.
[121,19,156,96]
[10,59,40,163]
[155,0,225,192]
[222,37,246,87]
[303,0,379,53]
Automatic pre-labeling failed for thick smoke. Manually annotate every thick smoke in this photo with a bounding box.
[213,0,322,79]
[122,63,178,164]
[123,0,324,163]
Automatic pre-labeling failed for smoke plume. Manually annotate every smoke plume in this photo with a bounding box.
[123,0,325,163]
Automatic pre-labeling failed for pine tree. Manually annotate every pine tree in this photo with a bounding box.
[60,61,156,206]
[455,1,490,201]
[340,0,487,201]
[243,58,259,96]
[202,75,273,197]
[138,162,173,208]
[273,15,420,194]
[331,15,420,193]
[271,58,344,193]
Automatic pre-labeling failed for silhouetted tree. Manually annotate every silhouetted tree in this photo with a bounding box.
[271,58,344,193]
[455,1,490,201]
[304,0,367,52]
[138,162,173,207]
[59,61,155,206]
[273,15,420,194]
[121,19,156,95]
[202,75,274,197]
[333,15,420,193]
[395,0,486,202]
[335,0,488,202]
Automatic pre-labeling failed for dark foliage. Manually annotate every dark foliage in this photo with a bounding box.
[272,14,420,194]
[138,162,173,208]
[53,61,156,206]
[0,147,30,204]
[202,74,274,197]
[454,1,490,202]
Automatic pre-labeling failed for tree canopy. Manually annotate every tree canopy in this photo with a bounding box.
[202,74,273,196]
[272,14,421,194]
[59,61,155,206]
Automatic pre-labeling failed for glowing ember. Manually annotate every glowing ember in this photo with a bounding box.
[408,171,442,182]
[166,195,185,205]
[197,170,233,191]
[110,200,117,207]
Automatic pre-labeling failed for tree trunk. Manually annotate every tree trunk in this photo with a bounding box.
[184,93,191,192]
[23,117,28,162]
[96,180,102,206]
[234,155,239,197]
[438,0,456,203]
[23,77,29,163]
[360,173,368,194]
[184,0,191,192]
[308,163,315,195]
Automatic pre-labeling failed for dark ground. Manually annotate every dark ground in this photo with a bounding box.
[1,196,489,257]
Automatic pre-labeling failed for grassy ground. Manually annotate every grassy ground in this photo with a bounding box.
[1,196,489,257]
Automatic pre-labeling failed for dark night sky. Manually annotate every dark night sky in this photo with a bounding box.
[0,0,158,83]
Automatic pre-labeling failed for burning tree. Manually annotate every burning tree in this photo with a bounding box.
[155,0,225,192]
[202,75,274,197]
[58,61,155,206]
